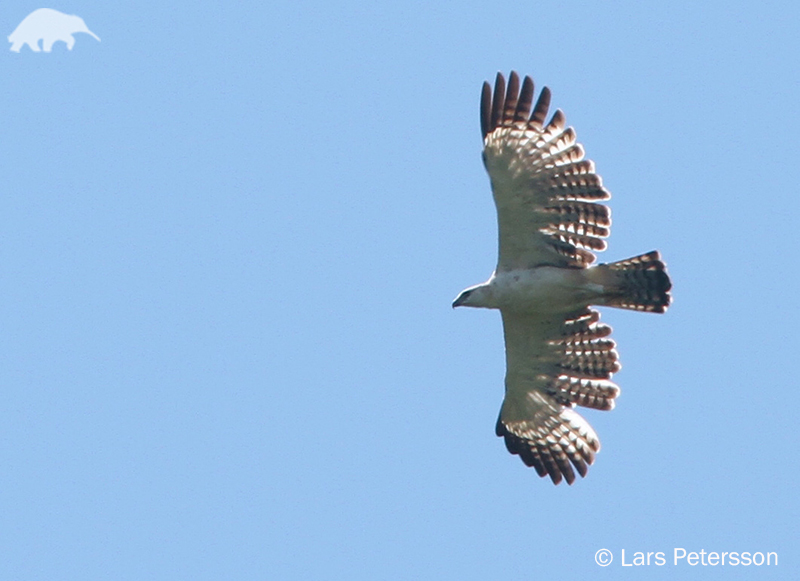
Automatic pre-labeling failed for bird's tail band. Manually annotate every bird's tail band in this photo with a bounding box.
[595,251,672,313]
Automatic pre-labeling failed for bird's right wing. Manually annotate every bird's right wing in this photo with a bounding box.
[497,308,621,484]
[482,72,612,272]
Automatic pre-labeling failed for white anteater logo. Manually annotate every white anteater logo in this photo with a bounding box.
[8,8,100,53]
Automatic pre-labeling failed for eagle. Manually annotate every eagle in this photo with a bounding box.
[453,72,672,485]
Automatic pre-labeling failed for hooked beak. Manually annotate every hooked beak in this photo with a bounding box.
[452,295,465,309]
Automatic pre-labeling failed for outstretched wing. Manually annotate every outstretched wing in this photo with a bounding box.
[497,308,621,484]
[482,72,611,271]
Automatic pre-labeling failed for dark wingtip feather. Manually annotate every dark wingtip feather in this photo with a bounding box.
[548,108,566,131]
[503,71,520,124]
[514,76,534,122]
[530,85,551,127]
[573,456,589,478]
[490,72,506,135]
[480,81,492,138]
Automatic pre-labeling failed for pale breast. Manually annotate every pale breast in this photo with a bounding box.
[490,267,601,312]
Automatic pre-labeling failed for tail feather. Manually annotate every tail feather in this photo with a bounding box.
[598,251,672,313]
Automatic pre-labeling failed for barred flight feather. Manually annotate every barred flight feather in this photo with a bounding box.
[544,109,566,133]
[547,173,609,202]
[562,335,616,350]
[502,72,520,121]
[513,76,534,123]
[548,377,621,410]
[556,222,609,240]
[542,201,610,226]
[546,238,596,265]
[557,347,621,380]
[543,144,586,168]
[530,87,551,128]
[555,309,613,341]
[546,229,607,252]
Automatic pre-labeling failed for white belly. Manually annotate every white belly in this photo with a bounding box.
[488,267,602,311]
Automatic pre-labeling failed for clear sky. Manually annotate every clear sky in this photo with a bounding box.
[0,1,797,579]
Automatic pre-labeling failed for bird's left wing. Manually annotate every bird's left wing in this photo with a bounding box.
[497,308,621,484]
[482,72,612,271]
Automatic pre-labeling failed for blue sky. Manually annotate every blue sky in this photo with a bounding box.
[0,1,797,579]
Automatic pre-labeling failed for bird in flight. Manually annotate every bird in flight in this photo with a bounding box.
[453,72,672,485]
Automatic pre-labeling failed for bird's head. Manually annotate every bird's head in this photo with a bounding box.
[452,285,490,308]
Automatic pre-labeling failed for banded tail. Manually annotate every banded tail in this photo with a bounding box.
[596,251,672,313]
